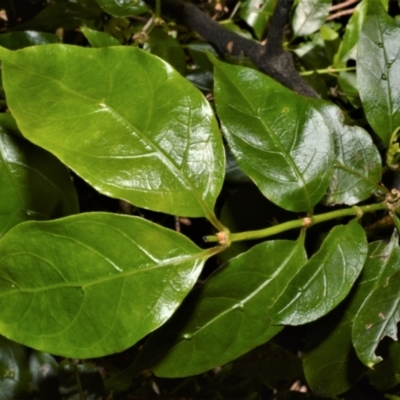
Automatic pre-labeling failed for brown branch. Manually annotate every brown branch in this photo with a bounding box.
[143,0,318,98]
[330,0,360,12]
[327,7,356,21]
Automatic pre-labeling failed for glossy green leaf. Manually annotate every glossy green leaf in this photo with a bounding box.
[81,27,120,47]
[133,239,307,378]
[239,0,277,40]
[334,0,366,67]
[292,0,331,38]
[0,31,60,50]
[353,269,400,367]
[145,27,186,76]
[311,101,382,205]
[0,213,213,358]
[351,233,400,368]
[303,239,391,396]
[269,220,368,325]
[0,114,79,238]
[95,0,148,16]
[212,56,334,213]
[0,45,224,221]
[358,0,400,146]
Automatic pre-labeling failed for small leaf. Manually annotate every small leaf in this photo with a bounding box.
[0,45,224,221]
[292,0,331,38]
[353,270,400,367]
[95,0,148,16]
[0,213,212,358]
[239,0,277,40]
[358,0,400,146]
[81,27,120,47]
[269,220,368,325]
[0,114,79,238]
[311,100,382,205]
[133,239,306,378]
[334,0,367,67]
[0,31,60,50]
[212,56,334,213]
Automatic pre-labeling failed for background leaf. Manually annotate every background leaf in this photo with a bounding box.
[0,114,79,238]
[0,213,213,358]
[81,27,121,47]
[132,239,306,378]
[269,220,368,325]
[95,0,148,17]
[0,31,60,50]
[0,45,224,221]
[311,100,382,205]
[357,0,400,146]
[212,57,334,213]
[291,0,331,38]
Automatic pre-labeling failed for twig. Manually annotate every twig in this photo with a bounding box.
[330,0,359,12]
[143,0,318,98]
[327,8,356,21]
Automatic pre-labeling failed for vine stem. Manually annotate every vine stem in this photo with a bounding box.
[204,202,388,244]
[300,66,356,76]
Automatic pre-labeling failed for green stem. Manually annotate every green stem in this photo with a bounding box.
[205,202,388,243]
[300,66,356,77]
[71,359,85,400]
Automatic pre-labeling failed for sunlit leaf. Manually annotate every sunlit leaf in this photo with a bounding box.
[358,0,400,146]
[0,114,79,238]
[133,239,306,378]
[310,101,382,205]
[0,213,214,358]
[0,45,224,222]
[81,27,121,47]
[292,0,331,38]
[269,220,368,325]
[212,56,334,213]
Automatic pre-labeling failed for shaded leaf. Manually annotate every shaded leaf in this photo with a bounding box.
[0,114,79,238]
[95,0,148,16]
[0,213,213,358]
[239,0,277,40]
[81,27,121,47]
[0,31,60,50]
[0,45,224,221]
[212,56,334,213]
[269,220,368,325]
[292,0,331,38]
[311,101,382,205]
[358,0,400,146]
[353,269,400,367]
[133,239,307,378]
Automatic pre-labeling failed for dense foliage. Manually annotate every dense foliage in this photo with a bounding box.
[0,0,399,399]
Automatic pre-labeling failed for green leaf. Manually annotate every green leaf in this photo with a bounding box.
[367,341,400,391]
[292,0,331,38]
[95,0,148,16]
[81,27,121,47]
[320,25,340,64]
[0,31,60,50]
[311,101,382,205]
[334,0,367,67]
[357,0,400,146]
[353,269,400,367]
[0,45,224,222]
[269,220,368,325]
[0,213,213,358]
[145,27,186,76]
[239,0,277,40]
[133,239,307,378]
[0,114,79,238]
[212,56,334,213]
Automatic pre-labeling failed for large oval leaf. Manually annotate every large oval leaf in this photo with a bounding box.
[132,239,306,378]
[0,45,224,223]
[0,114,79,238]
[310,100,382,205]
[358,0,400,146]
[269,220,368,325]
[0,213,215,358]
[212,56,334,213]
